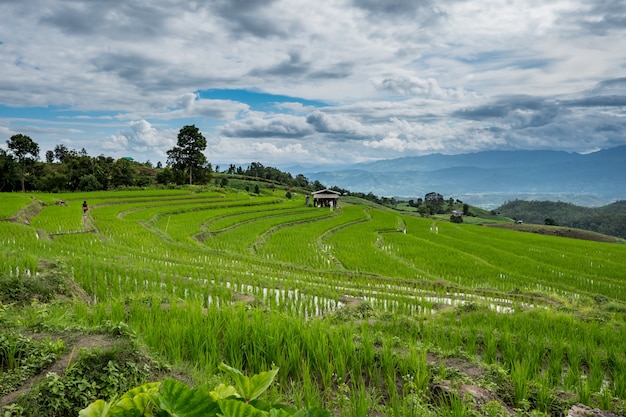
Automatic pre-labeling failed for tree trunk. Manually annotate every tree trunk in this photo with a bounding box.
[20,165,25,192]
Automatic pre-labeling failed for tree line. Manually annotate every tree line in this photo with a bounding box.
[0,126,328,193]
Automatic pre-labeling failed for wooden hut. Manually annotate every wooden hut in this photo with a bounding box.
[311,189,341,208]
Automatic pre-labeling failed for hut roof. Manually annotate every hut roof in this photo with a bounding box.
[312,189,341,196]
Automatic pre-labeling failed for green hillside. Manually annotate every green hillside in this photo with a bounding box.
[497,199,626,239]
[1,187,626,416]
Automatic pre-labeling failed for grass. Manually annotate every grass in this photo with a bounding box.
[1,186,626,416]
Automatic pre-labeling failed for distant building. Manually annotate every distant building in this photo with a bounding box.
[312,189,341,208]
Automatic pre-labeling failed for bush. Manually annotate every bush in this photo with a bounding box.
[78,174,103,192]
[12,341,160,417]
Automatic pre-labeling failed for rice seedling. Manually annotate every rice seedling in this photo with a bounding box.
[2,188,626,416]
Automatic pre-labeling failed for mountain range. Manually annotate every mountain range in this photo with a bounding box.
[301,145,626,208]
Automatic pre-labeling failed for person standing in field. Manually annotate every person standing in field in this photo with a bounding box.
[82,200,89,215]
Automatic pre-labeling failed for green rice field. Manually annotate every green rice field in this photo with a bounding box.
[1,188,625,416]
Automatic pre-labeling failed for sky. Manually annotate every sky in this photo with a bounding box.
[1,0,625,170]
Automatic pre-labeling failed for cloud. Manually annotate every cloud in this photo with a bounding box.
[100,120,175,160]
[371,74,466,99]
[220,113,313,138]
[305,110,365,137]
[40,1,170,39]
[1,0,625,167]
[210,0,291,39]
[101,134,129,152]
[453,95,564,128]
[588,78,626,95]
[573,1,626,35]
[119,93,249,121]
[351,0,448,25]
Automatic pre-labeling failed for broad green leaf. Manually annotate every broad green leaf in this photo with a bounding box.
[113,393,155,416]
[217,399,268,417]
[79,399,142,417]
[210,383,240,400]
[79,383,162,417]
[79,399,113,417]
[119,382,161,400]
[109,381,161,415]
[219,363,279,401]
[154,378,220,417]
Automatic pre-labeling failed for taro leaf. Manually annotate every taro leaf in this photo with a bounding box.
[113,382,161,413]
[219,363,279,402]
[79,399,113,417]
[119,382,161,399]
[79,383,161,417]
[210,383,240,400]
[78,399,141,417]
[154,378,220,417]
[114,392,155,415]
[217,399,268,417]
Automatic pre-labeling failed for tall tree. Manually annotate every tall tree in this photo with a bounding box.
[0,149,19,191]
[166,125,207,185]
[424,191,445,215]
[54,144,69,162]
[6,134,40,192]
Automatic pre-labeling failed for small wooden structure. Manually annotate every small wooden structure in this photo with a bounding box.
[312,189,341,208]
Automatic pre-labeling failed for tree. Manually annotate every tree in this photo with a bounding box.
[45,150,55,163]
[78,174,103,191]
[424,191,445,215]
[6,134,40,192]
[417,204,430,217]
[111,158,136,188]
[54,144,69,162]
[312,180,325,191]
[166,125,207,185]
[0,149,19,191]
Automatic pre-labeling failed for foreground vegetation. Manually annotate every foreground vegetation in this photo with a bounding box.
[1,185,626,416]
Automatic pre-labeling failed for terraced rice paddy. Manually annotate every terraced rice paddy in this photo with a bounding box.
[1,188,626,416]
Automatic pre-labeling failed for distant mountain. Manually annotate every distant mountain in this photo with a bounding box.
[305,146,626,208]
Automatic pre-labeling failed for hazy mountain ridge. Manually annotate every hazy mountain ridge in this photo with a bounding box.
[305,146,626,208]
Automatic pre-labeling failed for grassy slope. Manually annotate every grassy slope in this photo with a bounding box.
[1,186,626,417]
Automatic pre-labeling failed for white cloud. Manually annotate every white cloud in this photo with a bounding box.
[101,134,129,152]
[220,113,313,138]
[0,0,624,166]
[129,120,174,148]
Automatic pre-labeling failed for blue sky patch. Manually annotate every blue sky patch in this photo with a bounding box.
[198,89,326,112]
